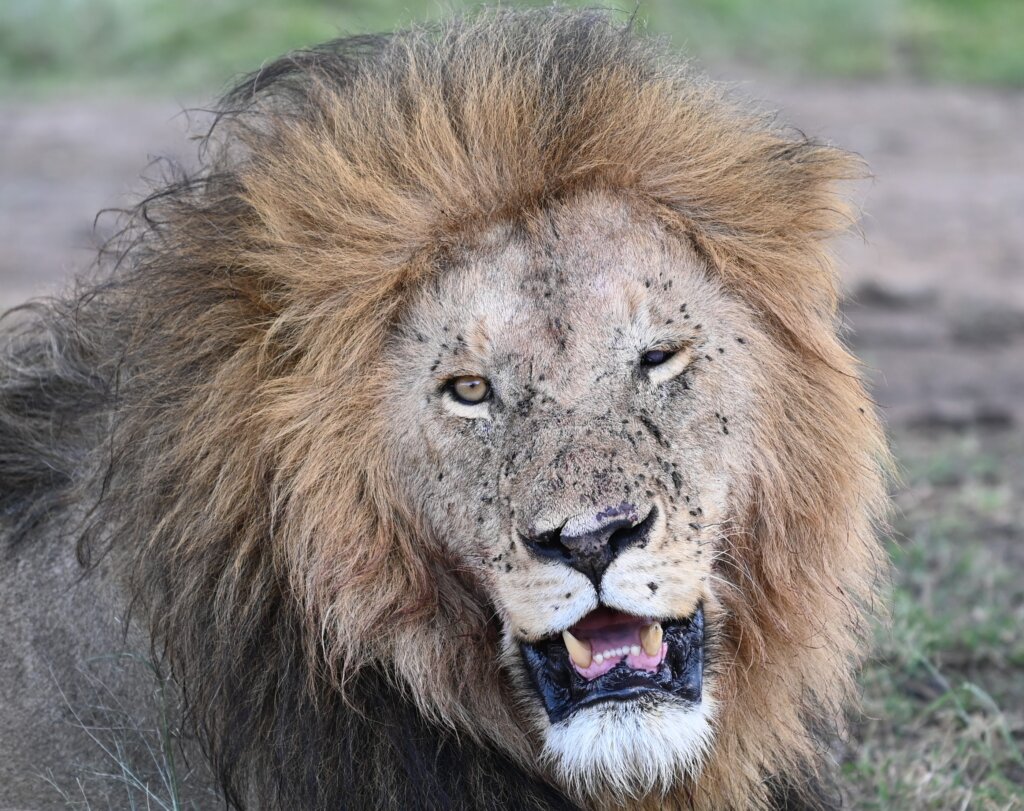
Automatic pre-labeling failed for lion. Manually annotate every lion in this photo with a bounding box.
[0,9,890,810]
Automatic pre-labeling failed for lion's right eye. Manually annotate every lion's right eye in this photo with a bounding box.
[641,348,676,366]
[642,344,694,386]
[445,375,492,405]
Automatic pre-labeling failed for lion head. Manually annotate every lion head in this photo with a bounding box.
[1,9,890,810]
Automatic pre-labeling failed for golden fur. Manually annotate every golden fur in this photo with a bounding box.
[0,9,889,810]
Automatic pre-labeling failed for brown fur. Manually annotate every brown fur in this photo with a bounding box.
[0,9,889,810]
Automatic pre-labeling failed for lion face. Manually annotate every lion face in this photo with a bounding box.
[386,193,765,794]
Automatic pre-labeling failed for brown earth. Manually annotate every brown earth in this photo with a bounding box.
[2,81,1023,431]
[767,80,1024,433]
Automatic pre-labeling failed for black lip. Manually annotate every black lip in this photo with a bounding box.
[520,605,705,724]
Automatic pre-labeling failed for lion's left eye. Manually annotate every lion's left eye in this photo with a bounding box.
[641,349,676,366]
[446,375,492,405]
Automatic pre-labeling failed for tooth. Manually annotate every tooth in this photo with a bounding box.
[640,623,663,657]
[563,630,593,668]
[594,652,604,664]
[630,645,641,656]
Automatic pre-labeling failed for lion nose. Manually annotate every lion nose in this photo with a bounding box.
[522,504,657,587]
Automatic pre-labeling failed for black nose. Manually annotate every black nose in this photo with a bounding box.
[521,504,657,587]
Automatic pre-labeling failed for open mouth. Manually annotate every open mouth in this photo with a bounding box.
[520,605,704,724]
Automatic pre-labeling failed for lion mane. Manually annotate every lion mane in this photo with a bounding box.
[0,9,889,810]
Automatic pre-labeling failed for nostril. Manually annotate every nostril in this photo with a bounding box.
[522,526,574,563]
[609,507,656,557]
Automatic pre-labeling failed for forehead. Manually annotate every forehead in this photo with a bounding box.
[408,194,718,355]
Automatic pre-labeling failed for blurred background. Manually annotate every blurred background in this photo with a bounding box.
[1,1,1022,808]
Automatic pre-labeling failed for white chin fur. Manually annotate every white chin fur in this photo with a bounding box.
[541,695,715,800]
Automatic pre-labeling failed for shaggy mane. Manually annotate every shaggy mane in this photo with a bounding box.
[0,8,888,810]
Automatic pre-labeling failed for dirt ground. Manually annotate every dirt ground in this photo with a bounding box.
[2,79,1022,808]
[3,80,1023,429]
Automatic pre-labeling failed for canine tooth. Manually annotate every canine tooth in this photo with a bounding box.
[630,645,641,656]
[640,622,663,656]
[562,630,593,668]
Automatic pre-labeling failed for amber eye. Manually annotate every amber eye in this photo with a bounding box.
[641,349,676,366]
[446,375,491,405]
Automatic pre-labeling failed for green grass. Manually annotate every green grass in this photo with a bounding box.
[655,0,1024,84]
[847,430,1024,810]
[1,0,1023,96]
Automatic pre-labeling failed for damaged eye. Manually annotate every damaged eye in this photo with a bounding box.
[641,349,675,366]
[446,375,491,405]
